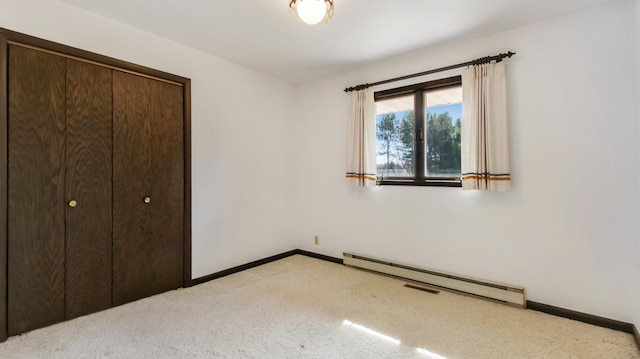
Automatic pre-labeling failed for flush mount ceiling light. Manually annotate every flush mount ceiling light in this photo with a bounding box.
[289,0,334,25]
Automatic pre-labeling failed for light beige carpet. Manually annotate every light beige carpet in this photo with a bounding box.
[0,255,637,358]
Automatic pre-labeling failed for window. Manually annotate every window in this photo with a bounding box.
[375,76,462,186]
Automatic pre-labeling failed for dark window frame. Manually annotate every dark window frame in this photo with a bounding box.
[375,76,462,187]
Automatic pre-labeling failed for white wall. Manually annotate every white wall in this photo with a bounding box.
[0,0,297,278]
[2,0,638,327]
[292,1,640,325]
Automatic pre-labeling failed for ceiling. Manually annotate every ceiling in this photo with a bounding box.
[60,0,620,84]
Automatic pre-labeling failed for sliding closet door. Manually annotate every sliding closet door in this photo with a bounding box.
[7,45,66,335]
[64,59,113,319]
[112,71,184,306]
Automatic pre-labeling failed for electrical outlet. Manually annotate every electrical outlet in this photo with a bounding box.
[314,235,319,245]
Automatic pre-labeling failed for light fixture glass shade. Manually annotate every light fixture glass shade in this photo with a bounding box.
[290,0,334,25]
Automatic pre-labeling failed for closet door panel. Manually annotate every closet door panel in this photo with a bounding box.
[112,71,152,305]
[149,80,184,293]
[112,71,183,306]
[7,45,66,335]
[65,59,113,319]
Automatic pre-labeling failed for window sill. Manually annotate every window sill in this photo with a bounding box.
[377,178,462,187]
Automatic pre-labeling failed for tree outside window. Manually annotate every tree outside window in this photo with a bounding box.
[374,76,462,186]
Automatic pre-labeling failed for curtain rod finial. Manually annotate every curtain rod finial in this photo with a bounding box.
[344,83,370,93]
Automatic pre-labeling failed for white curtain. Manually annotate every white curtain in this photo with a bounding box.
[461,62,511,191]
[346,88,376,186]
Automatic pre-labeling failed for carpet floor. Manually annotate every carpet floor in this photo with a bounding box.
[0,254,638,358]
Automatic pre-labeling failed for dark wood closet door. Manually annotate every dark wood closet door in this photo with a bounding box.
[112,71,184,306]
[149,78,184,293]
[64,59,113,319]
[7,45,66,335]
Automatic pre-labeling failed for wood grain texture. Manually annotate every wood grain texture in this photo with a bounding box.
[1,26,193,300]
[112,71,152,306]
[2,30,192,339]
[112,72,184,306]
[7,45,66,335]
[149,79,184,293]
[64,59,113,320]
[0,33,8,342]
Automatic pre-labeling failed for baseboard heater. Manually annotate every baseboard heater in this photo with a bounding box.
[343,252,526,308]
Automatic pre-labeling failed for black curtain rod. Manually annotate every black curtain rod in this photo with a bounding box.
[343,51,516,93]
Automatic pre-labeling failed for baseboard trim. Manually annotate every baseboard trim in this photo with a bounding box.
[527,301,635,335]
[189,249,343,286]
[634,324,640,350]
[295,249,343,264]
[190,250,299,286]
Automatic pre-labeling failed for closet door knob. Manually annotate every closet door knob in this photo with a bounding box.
[68,200,78,208]
[143,196,151,204]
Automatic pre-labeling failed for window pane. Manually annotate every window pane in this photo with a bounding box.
[424,86,462,178]
[375,95,414,177]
